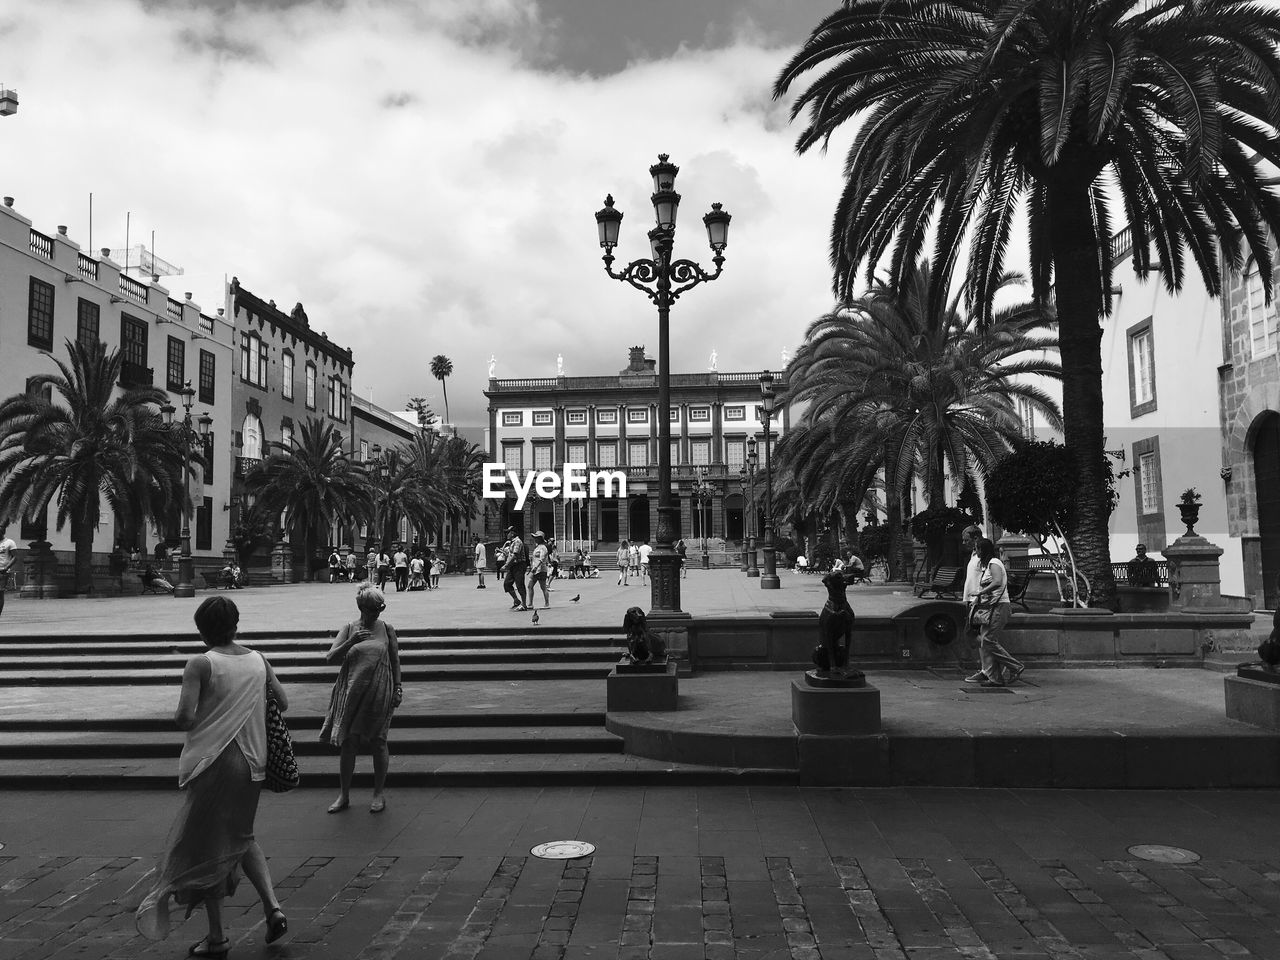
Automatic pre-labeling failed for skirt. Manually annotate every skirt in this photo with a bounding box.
[132,742,262,940]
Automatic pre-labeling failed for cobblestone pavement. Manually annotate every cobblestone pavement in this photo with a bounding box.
[4,786,1280,959]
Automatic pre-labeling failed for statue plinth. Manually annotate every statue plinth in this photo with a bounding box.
[607,659,678,711]
[791,677,880,735]
[1164,532,1226,610]
[804,668,866,688]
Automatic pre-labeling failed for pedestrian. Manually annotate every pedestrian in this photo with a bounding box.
[408,553,427,591]
[328,547,341,583]
[966,537,1024,686]
[629,540,641,581]
[343,550,357,582]
[676,538,688,578]
[501,526,529,611]
[393,544,409,592]
[528,531,551,608]
[616,539,630,586]
[376,549,392,590]
[132,596,289,955]
[638,539,652,584]
[142,563,175,594]
[547,539,561,581]
[959,525,987,684]
[365,547,378,583]
[430,550,445,589]
[474,537,487,589]
[0,525,16,618]
[321,585,403,814]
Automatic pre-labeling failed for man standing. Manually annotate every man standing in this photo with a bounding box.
[959,524,987,684]
[474,537,487,589]
[638,539,652,585]
[0,526,17,618]
[501,526,529,611]
[393,543,410,592]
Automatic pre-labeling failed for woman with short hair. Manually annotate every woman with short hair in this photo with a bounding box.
[133,596,288,957]
[321,585,402,813]
[616,540,630,586]
[971,538,1025,686]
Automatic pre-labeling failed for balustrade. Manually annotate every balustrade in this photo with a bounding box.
[28,229,53,259]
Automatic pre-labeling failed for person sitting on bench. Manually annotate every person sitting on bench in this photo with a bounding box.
[142,564,175,594]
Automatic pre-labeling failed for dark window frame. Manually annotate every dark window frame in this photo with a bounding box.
[166,335,186,392]
[1126,317,1157,418]
[281,350,294,400]
[198,350,216,405]
[305,362,317,410]
[1132,436,1167,551]
[196,496,213,551]
[120,314,148,368]
[76,298,100,349]
[27,277,54,350]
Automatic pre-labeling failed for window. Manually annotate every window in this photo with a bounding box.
[567,442,587,463]
[76,299,99,349]
[503,411,524,427]
[629,441,649,466]
[627,408,649,424]
[166,336,185,391]
[725,439,745,470]
[281,351,294,400]
[242,414,263,459]
[670,441,681,464]
[1139,450,1159,514]
[328,376,344,418]
[196,497,213,551]
[533,410,553,426]
[691,439,711,465]
[597,408,617,424]
[121,314,148,368]
[724,405,746,421]
[597,441,617,467]
[258,338,269,387]
[1247,263,1278,358]
[27,278,54,350]
[305,363,316,409]
[281,423,294,451]
[534,444,553,470]
[1127,319,1156,417]
[670,407,680,422]
[201,435,214,484]
[690,407,711,422]
[360,440,369,461]
[239,332,268,388]
[503,443,524,470]
[196,350,215,405]
[567,410,586,425]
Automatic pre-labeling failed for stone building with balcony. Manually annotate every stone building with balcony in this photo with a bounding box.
[483,346,789,556]
[0,197,234,592]
[226,277,353,578]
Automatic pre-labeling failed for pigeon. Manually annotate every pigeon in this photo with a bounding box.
[570,595,581,603]
[531,609,540,625]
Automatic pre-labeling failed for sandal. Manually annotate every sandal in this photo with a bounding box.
[327,798,350,814]
[369,796,386,814]
[188,937,230,958]
[265,907,288,944]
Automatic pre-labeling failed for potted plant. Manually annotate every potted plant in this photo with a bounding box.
[1178,487,1202,536]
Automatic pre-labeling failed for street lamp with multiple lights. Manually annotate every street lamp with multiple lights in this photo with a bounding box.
[160,383,212,598]
[746,436,759,578]
[758,371,780,590]
[594,154,731,616]
[693,465,714,569]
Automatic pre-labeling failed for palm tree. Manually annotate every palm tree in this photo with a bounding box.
[0,338,188,595]
[430,355,454,427]
[402,429,486,555]
[780,263,1063,570]
[775,0,1280,605]
[242,417,374,581]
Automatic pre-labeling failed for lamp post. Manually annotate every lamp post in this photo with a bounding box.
[738,467,749,572]
[694,465,714,569]
[162,383,212,599]
[758,372,780,589]
[595,155,730,615]
[746,436,759,578]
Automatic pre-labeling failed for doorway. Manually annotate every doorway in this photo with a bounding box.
[599,501,619,544]
[725,493,744,542]
[628,496,651,544]
[1254,412,1280,609]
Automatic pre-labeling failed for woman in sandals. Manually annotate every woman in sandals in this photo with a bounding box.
[133,596,289,957]
[321,584,403,814]
[972,537,1025,686]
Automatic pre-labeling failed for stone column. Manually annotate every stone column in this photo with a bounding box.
[997,533,1032,570]
[271,537,294,583]
[680,403,690,466]
[1164,530,1228,610]
[554,406,565,468]
[587,405,597,465]
[487,405,498,462]
[711,402,723,465]
[618,404,628,465]
[21,540,58,599]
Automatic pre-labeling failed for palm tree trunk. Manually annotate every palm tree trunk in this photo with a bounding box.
[440,379,450,427]
[1047,176,1116,609]
[884,447,902,580]
[72,499,96,596]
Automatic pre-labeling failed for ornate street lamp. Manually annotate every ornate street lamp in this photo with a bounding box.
[746,436,759,578]
[595,155,731,615]
[694,465,714,569]
[163,383,212,598]
[759,372,780,589]
[738,467,749,572]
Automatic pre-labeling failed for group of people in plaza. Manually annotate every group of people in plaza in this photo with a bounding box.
[328,544,446,593]
[614,538,655,586]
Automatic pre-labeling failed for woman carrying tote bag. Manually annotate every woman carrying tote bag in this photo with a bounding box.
[971,538,1025,687]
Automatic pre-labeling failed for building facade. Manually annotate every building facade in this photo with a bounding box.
[483,347,789,552]
[0,197,234,588]
[1219,233,1280,610]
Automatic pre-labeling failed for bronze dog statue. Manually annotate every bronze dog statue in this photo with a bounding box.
[813,570,855,675]
[623,606,667,664]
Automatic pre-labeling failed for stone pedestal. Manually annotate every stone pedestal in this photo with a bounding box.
[1164,532,1226,610]
[997,533,1032,569]
[607,659,678,711]
[791,677,881,735]
[1225,668,1280,729]
[20,540,58,599]
[271,539,293,583]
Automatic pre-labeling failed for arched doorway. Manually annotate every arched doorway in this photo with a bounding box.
[628,496,651,544]
[241,413,263,460]
[1254,411,1280,609]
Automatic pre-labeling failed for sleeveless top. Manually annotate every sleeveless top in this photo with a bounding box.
[979,558,1011,604]
[177,649,267,788]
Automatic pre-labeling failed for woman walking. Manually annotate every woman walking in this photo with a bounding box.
[321,585,403,813]
[616,539,630,586]
[133,596,288,957]
[970,538,1025,686]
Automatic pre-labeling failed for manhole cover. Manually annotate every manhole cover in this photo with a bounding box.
[531,840,595,860]
[1127,844,1200,864]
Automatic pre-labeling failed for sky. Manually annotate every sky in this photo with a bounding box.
[1,0,851,428]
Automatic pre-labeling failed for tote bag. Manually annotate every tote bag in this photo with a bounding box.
[264,691,300,793]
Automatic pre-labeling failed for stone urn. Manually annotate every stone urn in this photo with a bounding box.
[1177,501,1201,536]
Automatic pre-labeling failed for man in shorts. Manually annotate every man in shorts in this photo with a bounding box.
[0,526,17,618]
[501,526,529,611]
[474,537,487,589]
[638,539,652,585]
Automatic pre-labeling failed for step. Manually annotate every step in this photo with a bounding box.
[5,626,622,644]
[0,725,626,758]
[0,662,619,685]
[0,634,625,654]
[0,711,607,732]
[0,754,796,789]
[0,646,627,669]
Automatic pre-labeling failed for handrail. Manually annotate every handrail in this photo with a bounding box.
[119,273,149,303]
[28,229,53,259]
[166,299,184,321]
[77,253,99,280]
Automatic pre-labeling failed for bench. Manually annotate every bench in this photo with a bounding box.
[1007,568,1035,611]
[914,565,964,599]
[139,573,167,595]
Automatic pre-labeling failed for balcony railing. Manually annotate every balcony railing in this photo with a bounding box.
[77,253,98,281]
[166,299,184,322]
[28,229,53,259]
[235,456,263,479]
[119,361,153,387]
[118,273,149,303]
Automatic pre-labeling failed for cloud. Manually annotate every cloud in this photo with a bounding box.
[3,0,849,426]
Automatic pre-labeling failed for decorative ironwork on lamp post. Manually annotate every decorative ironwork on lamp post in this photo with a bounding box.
[161,383,212,599]
[594,154,731,615]
[694,465,714,569]
[758,372,780,589]
[746,436,759,578]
